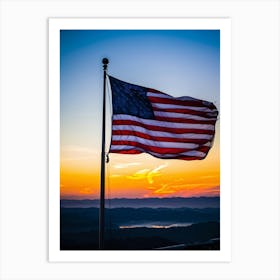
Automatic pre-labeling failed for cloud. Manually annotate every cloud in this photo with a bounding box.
[147,163,168,184]
[154,184,177,195]
[126,169,150,180]
[126,163,168,184]
[151,181,220,196]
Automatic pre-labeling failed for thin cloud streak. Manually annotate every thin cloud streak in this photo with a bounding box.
[126,163,168,184]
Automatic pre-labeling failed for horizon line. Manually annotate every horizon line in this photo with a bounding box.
[60,195,220,201]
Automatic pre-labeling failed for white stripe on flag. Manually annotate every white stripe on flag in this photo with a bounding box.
[151,102,215,113]
[110,145,207,158]
[113,114,215,130]
[147,92,215,107]
[112,125,213,140]
[154,111,217,121]
[147,92,199,101]
[111,135,211,149]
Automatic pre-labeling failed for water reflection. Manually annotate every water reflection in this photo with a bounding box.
[119,222,193,229]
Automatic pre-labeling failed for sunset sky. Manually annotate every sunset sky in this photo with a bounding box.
[60,30,220,199]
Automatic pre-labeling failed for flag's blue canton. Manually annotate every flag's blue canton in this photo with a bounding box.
[109,76,154,119]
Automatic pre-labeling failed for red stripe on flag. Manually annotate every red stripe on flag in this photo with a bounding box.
[110,149,142,154]
[110,147,208,160]
[109,148,206,160]
[152,107,218,118]
[155,116,217,125]
[148,96,216,109]
[110,140,210,155]
[112,119,216,133]
[112,129,213,143]
[146,88,163,94]
[176,156,206,160]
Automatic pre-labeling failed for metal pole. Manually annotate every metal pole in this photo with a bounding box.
[99,58,109,250]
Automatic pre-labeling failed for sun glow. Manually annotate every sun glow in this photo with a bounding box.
[60,136,219,199]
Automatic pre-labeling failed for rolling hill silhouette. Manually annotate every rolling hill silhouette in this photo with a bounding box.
[61,196,220,208]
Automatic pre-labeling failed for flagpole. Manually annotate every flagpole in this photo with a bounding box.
[99,57,109,250]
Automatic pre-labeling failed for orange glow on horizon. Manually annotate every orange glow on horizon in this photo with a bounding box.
[60,139,220,199]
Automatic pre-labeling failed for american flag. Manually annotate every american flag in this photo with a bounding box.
[108,76,218,160]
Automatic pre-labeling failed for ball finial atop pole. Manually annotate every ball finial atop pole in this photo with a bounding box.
[102,58,109,70]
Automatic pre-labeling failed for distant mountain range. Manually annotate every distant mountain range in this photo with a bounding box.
[61,207,220,232]
[61,196,220,209]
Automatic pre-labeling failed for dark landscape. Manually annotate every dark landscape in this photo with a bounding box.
[60,197,220,250]
[61,196,220,209]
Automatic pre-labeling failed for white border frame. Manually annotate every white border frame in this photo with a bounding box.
[49,18,231,262]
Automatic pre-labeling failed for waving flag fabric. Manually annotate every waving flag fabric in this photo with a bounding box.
[108,76,218,160]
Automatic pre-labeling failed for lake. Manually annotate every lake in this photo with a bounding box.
[119,222,193,229]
